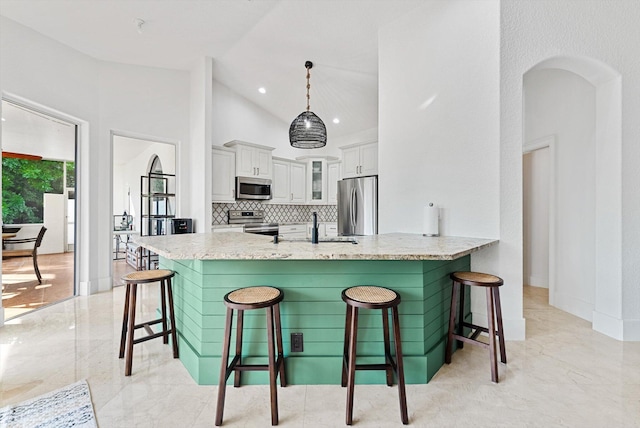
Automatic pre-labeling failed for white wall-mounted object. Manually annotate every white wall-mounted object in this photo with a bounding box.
[211,146,236,202]
[224,140,274,179]
[340,141,378,179]
[296,156,339,205]
[327,160,341,205]
[271,157,306,204]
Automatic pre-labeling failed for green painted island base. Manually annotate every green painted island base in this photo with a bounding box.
[160,256,470,385]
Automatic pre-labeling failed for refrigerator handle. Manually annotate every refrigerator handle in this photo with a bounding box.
[351,187,357,229]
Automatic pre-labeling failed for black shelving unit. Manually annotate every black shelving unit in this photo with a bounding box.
[137,172,176,269]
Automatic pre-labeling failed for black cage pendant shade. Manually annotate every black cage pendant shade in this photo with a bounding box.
[289,61,327,149]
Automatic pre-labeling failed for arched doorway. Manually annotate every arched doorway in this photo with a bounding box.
[522,56,622,336]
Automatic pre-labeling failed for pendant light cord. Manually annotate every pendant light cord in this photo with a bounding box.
[306,65,311,112]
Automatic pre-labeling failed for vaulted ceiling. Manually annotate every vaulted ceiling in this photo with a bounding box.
[0,0,425,138]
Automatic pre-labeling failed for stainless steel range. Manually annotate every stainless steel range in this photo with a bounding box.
[228,210,278,236]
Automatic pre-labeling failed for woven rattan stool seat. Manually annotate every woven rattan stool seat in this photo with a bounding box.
[344,286,397,305]
[122,269,174,284]
[451,271,503,287]
[227,286,281,305]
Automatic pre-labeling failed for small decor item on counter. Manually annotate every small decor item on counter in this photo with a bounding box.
[423,202,439,237]
[289,61,327,149]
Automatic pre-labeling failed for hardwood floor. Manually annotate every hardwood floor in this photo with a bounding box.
[1,252,135,321]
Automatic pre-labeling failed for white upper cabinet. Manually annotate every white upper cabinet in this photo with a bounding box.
[224,140,274,179]
[296,156,338,205]
[211,146,236,202]
[290,161,306,203]
[327,160,341,205]
[271,157,306,204]
[340,142,378,179]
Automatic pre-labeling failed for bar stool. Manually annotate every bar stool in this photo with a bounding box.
[445,271,507,383]
[341,286,408,425]
[215,286,286,426]
[119,269,178,376]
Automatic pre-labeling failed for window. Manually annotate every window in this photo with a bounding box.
[2,158,73,224]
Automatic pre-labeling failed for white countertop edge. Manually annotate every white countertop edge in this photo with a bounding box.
[133,232,498,262]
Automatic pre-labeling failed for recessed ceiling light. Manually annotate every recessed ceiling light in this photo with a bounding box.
[258,87,266,94]
[1,117,5,121]
[332,118,340,124]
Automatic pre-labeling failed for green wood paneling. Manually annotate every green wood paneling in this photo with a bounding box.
[159,255,470,385]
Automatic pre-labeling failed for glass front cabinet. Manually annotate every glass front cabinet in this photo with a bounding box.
[296,156,338,205]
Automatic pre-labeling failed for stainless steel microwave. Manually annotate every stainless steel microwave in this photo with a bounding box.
[235,176,272,200]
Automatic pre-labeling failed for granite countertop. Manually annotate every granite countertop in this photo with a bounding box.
[134,232,497,261]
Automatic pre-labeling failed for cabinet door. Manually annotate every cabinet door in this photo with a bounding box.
[212,148,236,202]
[360,143,378,176]
[235,145,255,176]
[290,162,306,204]
[308,159,326,204]
[327,162,340,205]
[271,159,290,203]
[325,223,338,237]
[341,146,360,178]
[255,148,272,178]
[307,223,326,239]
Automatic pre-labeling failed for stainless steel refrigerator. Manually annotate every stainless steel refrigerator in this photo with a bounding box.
[337,175,378,236]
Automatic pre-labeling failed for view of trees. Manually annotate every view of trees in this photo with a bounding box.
[2,158,74,224]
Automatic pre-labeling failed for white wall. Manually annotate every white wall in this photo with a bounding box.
[378,1,520,337]
[523,148,550,288]
[1,17,191,299]
[524,69,596,319]
[501,0,640,340]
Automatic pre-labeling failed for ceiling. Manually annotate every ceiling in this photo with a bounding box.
[0,0,425,139]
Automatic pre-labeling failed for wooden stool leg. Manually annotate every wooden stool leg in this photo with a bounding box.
[266,306,279,426]
[392,306,409,425]
[274,303,287,387]
[457,282,466,348]
[486,287,499,383]
[445,281,460,364]
[125,283,138,376]
[382,308,393,386]
[341,304,353,387]
[215,308,234,426]
[346,306,359,426]
[493,287,507,364]
[160,279,168,344]
[119,283,131,359]
[234,310,244,388]
[166,278,179,358]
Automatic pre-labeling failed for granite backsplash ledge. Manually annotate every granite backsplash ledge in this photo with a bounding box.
[212,202,337,225]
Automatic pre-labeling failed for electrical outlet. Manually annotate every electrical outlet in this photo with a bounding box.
[291,332,303,352]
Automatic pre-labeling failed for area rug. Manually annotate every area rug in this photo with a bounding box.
[0,380,97,428]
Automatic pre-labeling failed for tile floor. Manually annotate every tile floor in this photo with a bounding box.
[1,285,639,427]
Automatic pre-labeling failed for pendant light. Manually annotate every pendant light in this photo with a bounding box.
[289,61,327,148]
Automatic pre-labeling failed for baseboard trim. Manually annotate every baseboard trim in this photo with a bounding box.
[592,310,623,340]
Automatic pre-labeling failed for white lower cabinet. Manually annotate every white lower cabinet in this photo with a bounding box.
[279,224,307,239]
[305,222,337,239]
[212,226,244,233]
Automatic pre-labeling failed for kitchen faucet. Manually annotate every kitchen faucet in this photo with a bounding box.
[311,212,319,244]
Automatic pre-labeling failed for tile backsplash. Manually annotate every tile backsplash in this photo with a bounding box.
[212,202,337,225]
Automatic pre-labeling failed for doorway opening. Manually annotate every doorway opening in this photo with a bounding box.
[522,56,622,336]
[111,134,177,279]
[1,99,77,321]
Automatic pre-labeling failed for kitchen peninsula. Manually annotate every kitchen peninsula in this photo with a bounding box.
[135,232,497,385]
